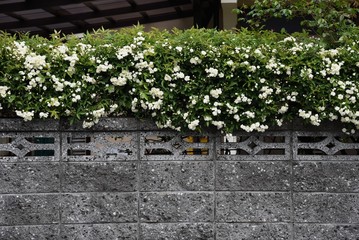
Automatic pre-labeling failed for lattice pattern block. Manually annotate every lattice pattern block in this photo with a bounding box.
[0,133,59,162]
[294,132,359,160]
[141,132,214,160]
[62,132,137,161]
[217,132,290,160]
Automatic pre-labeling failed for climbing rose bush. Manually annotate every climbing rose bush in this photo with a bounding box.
[0,27,359,133]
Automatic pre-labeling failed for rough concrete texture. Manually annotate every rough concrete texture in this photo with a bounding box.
[216,223,291,240]
[0,118,358,239]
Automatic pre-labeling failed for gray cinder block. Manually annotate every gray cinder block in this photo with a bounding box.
[216,192,291,222]
[140,193,213,222]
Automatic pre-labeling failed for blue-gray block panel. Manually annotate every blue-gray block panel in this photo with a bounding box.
[0,194,60,225]
[0,163,60,194]
[294,193,359,223]
[62,162,137,192]
[141,223,214,240]
[216,223,291,240]
[294,224,359,240]
[216,192,291,222]
[0,225,59,240]
[294,162,359,192]
[140,193,213,222]
[61,223,138,240]
[216,162,291,191]
[61,193,137,224]
[140,161,214,191]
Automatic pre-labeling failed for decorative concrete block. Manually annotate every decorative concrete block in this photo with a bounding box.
[62,132,137,162]
[216,223,291,240]
[216,192,291,222]
[0,132,60,162]
[61,193,137,223]
[294,193,359,223]
[0,163,60,193]
[294,224,359,240]
[294,162,359,192]
[0,194,60,225]
[0,225,59,240]
[140,193,213,222]
[140,223,214,240]
[61,223,138,240]
[216,162,291,191]
[140,161,214,191]
[62,163,137,192]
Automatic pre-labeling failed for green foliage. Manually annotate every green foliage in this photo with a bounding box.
[236,0,359,46]
[0,26,358,133]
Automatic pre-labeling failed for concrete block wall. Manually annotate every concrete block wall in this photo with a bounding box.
[0,118,358,239]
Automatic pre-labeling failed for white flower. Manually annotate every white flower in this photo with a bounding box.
[92,108,106,118]
[226,60,234,66]
[13,41,28,59]
[116,46,132,60]
[210,88,222,98]
[83,121,95,128]
[164,74,172,81]
[205,68,219,78]
[259,86,273,99]
[283,36,296,42]
[24,53,47,70]
[39,112,49,118]
[110,104,118,113]
[16,110,34,121]
[72,94,81,102]
[211,107,221,116]
[82,75,96,84]
[110,77,126,86]
[328,62,342,75]
[203,95,210,104]
[149,87,164,99]
[243,111,255,119]
[204,116,212,121]
[188,120,199,130]
[212,120,225,129]
[96,62,113,73]
[175,46,183,52]
[278,104,289,114]
[48,98,60,107]
[0,86,9,97]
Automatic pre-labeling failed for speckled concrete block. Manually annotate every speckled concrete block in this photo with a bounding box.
[1,119,359,239]
[216,192,291,222]
[294,193,359,223]
[61,224,138,240]
[62,162,137,192]
[0,225,59,240]
[294,162,359,192]
[140,193,213,222]
[0,194,60,225]
[294,224,359,240]
[61,193,137,223]
[140,223,214,240]
[0,163,60,193]
[140,161,214,191]
[216,162,291,191]
[216,223,291,240]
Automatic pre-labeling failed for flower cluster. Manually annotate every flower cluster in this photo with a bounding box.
[0,26,358,133]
